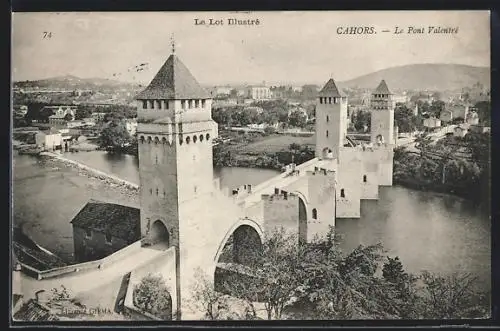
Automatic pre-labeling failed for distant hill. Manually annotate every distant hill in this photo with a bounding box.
[13,75,142,91]
[340,64,490,91]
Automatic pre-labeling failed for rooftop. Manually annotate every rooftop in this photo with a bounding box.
[136,54,210,100]
[373,80,392,95]
[13,299,59,322]
[318,79,346,97]
[70,200,141,243]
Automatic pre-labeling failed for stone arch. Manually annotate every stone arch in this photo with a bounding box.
[213,218,264,266]
[298,196,307,244]
[149,220,170,248]
[322,147,330,159]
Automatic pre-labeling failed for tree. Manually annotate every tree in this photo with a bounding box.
[394,104,418,133]
[288,110,307,128]
[191,268,235,320]
[353,110,371,132]
[75,107,92,120]
[133,274,172,320]
[98,119,131,151]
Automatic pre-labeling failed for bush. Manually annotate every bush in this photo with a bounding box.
[133,274,172,320]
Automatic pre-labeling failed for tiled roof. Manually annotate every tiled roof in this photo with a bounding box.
[13,299,59,322]
[318,79,346,97]
[13,227,67,271]
[373,80,392,95]
[136,54,210,100]
[70,200,141,243]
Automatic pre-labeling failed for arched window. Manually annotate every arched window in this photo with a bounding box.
[340,189,345,198]
[206,133,210,141]
[326,130,329,138]
[193,135,198,143]
[147,136,152,144]
[186,136,190,144]
[312,208,318,220]
[363,175,367,183]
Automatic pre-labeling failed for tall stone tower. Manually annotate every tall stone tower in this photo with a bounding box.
[370,80,395,145]
[135,51,217,318]
[315,78,348,160]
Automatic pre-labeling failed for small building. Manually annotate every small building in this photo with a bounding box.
[423,116,441,130]
[46,106,77,126]
[454,124,469,138]
[466,110,479,125]
[35,128,63,151]
[447,104,469,121]
[439,109,453,123]
[247,86,271,100]
[469,124,490,134]
[70,200,141,263]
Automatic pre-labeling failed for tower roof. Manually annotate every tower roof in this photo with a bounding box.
[136,54,210,100]
[318,78,346,97]
[373,80,392,95]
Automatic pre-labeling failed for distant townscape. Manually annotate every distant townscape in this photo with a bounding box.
[12,53,491,322]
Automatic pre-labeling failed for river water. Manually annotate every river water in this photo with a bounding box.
[13,150,491,291]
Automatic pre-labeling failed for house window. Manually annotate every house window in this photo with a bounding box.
[105,232,112,244]
[363,175,367,183]
[326,130,329,138]
[340,189,345,198]
[312,208,317,220]
[85,228,92,239]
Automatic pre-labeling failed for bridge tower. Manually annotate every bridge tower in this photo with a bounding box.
[315,78,348,160]
[135,49,217,318]
[370,80,395,145]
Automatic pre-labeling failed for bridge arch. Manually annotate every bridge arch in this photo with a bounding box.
[148,220,170,249]
[213,218,264,266]
[292,191,309,245]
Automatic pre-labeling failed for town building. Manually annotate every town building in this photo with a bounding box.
[46,106,77,127]
[246,86,271,100]
[35,128,63,151]
[423,116,442,130]
[440,109,453,123]
[454,124,469,138]
[91,112,107,122]
[447,104,469,121]
[70,200,141,263]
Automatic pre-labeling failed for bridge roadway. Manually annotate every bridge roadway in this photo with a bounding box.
[20,244,167,303]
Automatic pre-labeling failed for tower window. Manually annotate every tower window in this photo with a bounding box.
[312,208,317,220]
[186,136,190,144]
[326,130,329,138]
[156,100,161,109]
[178,123,183,133]
[319,97,323,104]
[155,154,158,164]
[340,189,345,198]
[162,137,167,144]
[195,100,199,108]
[150,188,153,195]
[363,175,367,183]
[194,186,197,193]
[139,136,145,143]
[163,190,166,198]
[193,135,197,143]
[329,97,332,104]
[326,115,329,122]
[142,100,147,109]
[147,136,152,144]
[202,99,206,108]
[154,137,160,144]
[200,134,204,142]
[165,100,169,109]
[206,133,210,141]
[193,155,196,161]
[149,100,155,109]
[156,188,159,196]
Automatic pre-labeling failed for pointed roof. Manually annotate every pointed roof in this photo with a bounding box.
[318,78,346,97]
[373,80,392,95]
[136,54,210,100]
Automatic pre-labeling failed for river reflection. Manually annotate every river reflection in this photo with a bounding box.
[13,151,491,291]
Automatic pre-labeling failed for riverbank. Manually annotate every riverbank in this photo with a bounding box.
[39,152,139,192]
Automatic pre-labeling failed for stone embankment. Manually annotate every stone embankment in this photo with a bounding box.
[39,152,139,193]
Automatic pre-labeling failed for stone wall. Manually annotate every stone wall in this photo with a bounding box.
[73,226,130,263]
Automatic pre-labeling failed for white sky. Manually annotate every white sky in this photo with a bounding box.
[12,11,490,86]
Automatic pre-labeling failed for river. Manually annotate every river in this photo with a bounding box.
[13,150,491,291]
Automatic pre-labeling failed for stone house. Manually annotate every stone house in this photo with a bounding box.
[70,200,141,263]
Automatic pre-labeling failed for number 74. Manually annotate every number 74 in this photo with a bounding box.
[43,31,52,39]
